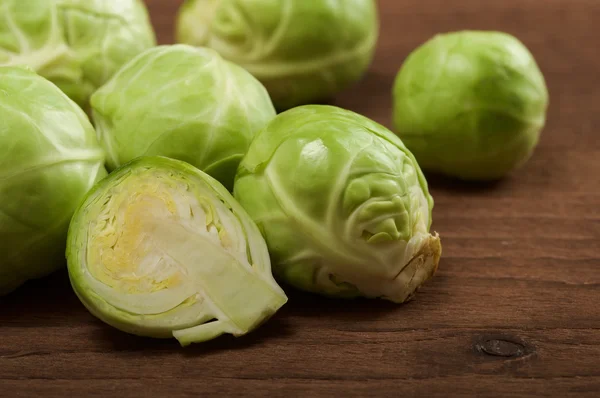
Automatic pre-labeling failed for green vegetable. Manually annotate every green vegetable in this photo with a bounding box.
[392,31,549,180]
[0,0,156,107]
[66,156,287,346]
[0,65,107,295]
[175,0,379,110]
[233,105,442,303]
[91,44,277,191]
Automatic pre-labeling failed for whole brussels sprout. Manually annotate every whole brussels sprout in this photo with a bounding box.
[0,0,156,107]
[0,66,107,295]
[91,44,277,191]
[392,31,549,180]
[234,105,442,303]
[66,156,287,346]
[176,0,379,110]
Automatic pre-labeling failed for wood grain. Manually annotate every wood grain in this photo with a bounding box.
[2,0,599,396]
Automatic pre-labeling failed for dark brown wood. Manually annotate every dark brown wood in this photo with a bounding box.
[2,0,599,396]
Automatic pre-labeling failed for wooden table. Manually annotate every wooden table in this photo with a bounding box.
[2,0,598,396]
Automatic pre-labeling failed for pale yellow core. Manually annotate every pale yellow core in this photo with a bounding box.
[86,175,220,295]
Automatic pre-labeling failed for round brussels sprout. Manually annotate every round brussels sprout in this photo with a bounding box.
[233,105,442,303]
[66,156,287,346]
[392,31,549,180]
[176,0,379,110]
[0,0,156,107]
[91,44,277,191]
[0,66,107,295]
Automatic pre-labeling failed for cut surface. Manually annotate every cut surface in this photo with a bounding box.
[69,160,286,345]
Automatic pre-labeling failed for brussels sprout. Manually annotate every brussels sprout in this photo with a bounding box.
[0,66,107,295]
[233,105,442,303]
[176,0,379,110]
[392,31,549,180]
[66,156,287,346]
[0,0,156,107]
[91,44,277,191]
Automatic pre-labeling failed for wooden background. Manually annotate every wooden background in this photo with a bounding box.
[1,0,599,396]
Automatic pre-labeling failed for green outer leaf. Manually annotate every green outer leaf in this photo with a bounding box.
[0,0,156,107]
[90,44,276,191]
[392,30,549,180]
[234,105,441,303]
[176,0,379,110]
[0,65,107,295]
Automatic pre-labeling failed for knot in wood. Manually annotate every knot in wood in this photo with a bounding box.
[475,336,530,358]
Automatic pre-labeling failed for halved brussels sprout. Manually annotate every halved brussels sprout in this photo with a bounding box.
[234,105,442,303]
[0,65,107,295]
[66,156,287,346]
[392,31,549,180]
[176,0,379,110]
[0,0,156,107]
[90,44,277,191]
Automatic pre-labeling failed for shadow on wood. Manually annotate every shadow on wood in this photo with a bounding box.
[425,171,510,194]
[88,305,295,357]
[0,270,82,325]
[281,286,411,320]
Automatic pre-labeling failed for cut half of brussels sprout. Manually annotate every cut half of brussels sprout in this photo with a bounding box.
[66,156,287,346]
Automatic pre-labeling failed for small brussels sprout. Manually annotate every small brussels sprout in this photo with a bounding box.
[66,156,287,346]
[0,0,156,107]
[0,66,107,295]
[234,105,442,303]
[176,0,379,110]
[91,44,277,191]
[392,31,549,180]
